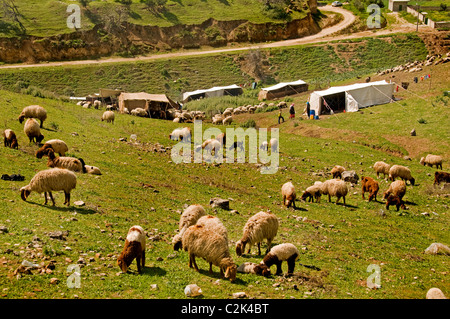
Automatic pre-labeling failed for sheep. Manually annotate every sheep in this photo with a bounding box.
[172,204,206,251]
[36,139,68,158]
[196,139,221,156]
[385,194,406,211]
[300,181,323,203]
[44,148,86,173]
[216,132,226,146]
[260,141,268,151]
[101,110,115,123]
[270,138,278,153]
[373,161,391,179]
[389,165,415,185]
[212,114,223,125]
[222,116,233,125]
[281,182,296,208]
[383,180,406,201]
[169,127,191,142]
[181,224,237,282]
[330,165,345,179]
[434,171,450,186]
[117,225,146,273]
[235,211,279,257]
[23,118,44,144]
[320,179,348,205]
[20,168,77,206]
[93,100,102,109]
[420,154,443,170]
[18,105,47,128]
[196,215,228,240]
[361,176,379,202]
[130,108,148,117]
[3,129,18,149]
[237,262,271,277]
[84,165,102,175]
[261,243,299,276]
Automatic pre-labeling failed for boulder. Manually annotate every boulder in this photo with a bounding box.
[342,170,359,184]
[209,198,230,210]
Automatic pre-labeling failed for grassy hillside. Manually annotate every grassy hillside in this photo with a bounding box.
[0,61,448,299]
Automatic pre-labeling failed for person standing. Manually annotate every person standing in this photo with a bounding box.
[289,103,295,119]
[306,101,310,119]
[278,108,285,124]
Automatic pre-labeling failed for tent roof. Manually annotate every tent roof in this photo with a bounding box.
[119,92,173,103]
[262,79,307,92]
[99,88,123,98]
[183,84,242,101]
[311,80,391,97]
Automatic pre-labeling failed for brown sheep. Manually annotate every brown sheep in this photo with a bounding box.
[361,176,379,202]
[434,171,450,186]
[3,129,18,149]
[117,226,146,274]
[385,194,406,211]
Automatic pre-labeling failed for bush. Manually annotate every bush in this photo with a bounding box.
[240,119,256,128]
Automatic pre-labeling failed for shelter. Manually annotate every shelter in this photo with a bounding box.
[182,84,243,103]
[258,80,308,100]
[388,0,410,12]
[99,88,123,105]
[118,92,179,119]
[308,81,394,115]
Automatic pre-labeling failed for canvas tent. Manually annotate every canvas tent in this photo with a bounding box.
[118,92,179,119]
[182,84,243,103]
[258,80,308,100]
[309,81,394,115]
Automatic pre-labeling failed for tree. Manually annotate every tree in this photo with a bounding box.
[140,0,167,13]
[0,0,26,33]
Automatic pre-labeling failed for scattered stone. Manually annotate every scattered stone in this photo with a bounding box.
[47,231,69,240]
[426,288,447,299]
[184,284,203,297]
[150,284,159,290]
[0,226,8,234]
[209,198,230,210]
[49,278,59,285]
[410,128,416,136]
[233,292,247,299]
[424,243,450,255]
[74,201,85,207]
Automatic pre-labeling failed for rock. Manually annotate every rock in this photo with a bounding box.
[50,278,59,285]
[150,284,159,290]
[209,198,230,210]
[426,288,447,299]
[232,292,247,299]
[74,201,85,207]
[424,243,450,255]
[342,170,359,184]
[0,226,8,233]
[47,231,69,240]
[184,284,203,297]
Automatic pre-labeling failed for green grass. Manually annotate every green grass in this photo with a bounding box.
[0,60,449,299]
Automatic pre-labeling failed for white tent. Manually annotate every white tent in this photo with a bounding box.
[182,84,243,103]
[258,79,308,100]
[309,80,394,115]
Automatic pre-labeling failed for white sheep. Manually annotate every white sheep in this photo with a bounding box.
[24,118,44,144]
[182,224,237,282]
[130,108,148,117]
[36,139,69,157]
[196,215,228,240]
[281,181,296,208]
[320,179,348,205]
[84,165,102,175]
[101,111,115,123]
[235,211,279,256]
[260,138,278,152]
[93,100,102,109]
[222,116,233,125]
[389,164,415,185]
[330,165,345,179]
[20,168,77,206]
[383,180,406,200]
[172,204,206,250]
[420,154,443,170]
[117,225,146,273]
[300,181,323,203]
[237,262,271,277]
[261,243,299,276]
[373,161,391,178]
[18,105,47,128]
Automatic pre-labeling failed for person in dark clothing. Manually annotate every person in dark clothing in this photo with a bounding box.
[278,109,285,124]
[289,103,295,119]
[306,101,310,119]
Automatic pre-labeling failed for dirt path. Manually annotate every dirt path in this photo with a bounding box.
[0,6,431,70]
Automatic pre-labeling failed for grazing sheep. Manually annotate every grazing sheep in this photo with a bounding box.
[420,154,443,170]
[389,165,415,185]
[222,116,233,125]
[169,127,191,142]
[117,225,146,274]
[216,132,226,145]
[361,176,379,202]
[197,139,221,156]
[182,224,237,282]
[93,100,102,109]
[320,179,348,205]
[281,182,296,208]
[36,139,68,157]
[260,141,268,151]
[383,180,406,201]
[212,114,223,125]
[235,211,279,256]
[270,138,278,153]
[18,105,47,128]
[44,148,86,173]
[20,168,77,206]
[172,204,206,251]
[3,129,18,149]
[237,262,271,277]
[373,161,391,179]
[300,181,323,203]
[84,165,102,175]
[434,171,450,186]
[330,165,345,179]
[101,111,115,123]
[130,108,148,117]
[385,194,406,211]
[196,215,228,240]
[24,118,44,144]
[261,243,299,276]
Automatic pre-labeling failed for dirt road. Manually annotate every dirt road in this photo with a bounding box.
[0,6,428,70]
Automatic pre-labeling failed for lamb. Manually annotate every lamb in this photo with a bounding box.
[383,180,406,201]
[320,179,348,205]
[117,225,146,274]
[361,176,379,202]
[172,204,206,251]
[420,154,443,170]
[330,165,345,179]
[222,116,233,125]
[3,129,18,149]
[235,211,278,256]
[389,165,415,185]
[182,224,237,282]
[385,194,406,211]
[300,181,323,203]
[84,165,102,175]
[281,182,296,208]
[434,171,450,186]
[237,262,271,277]
[373,161,391,179]
[23,118,44,144]
[20,168,77,206]
[36,139,68,157]
[260,138,278,152]
[18,105,47,128]
[101,110,115,123]
[261,243,299,276]
[44,148,86,173]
